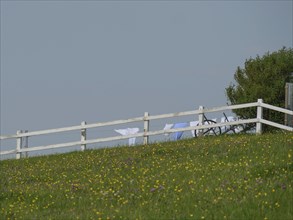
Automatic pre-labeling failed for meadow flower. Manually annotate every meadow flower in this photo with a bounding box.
[0,132,292,219]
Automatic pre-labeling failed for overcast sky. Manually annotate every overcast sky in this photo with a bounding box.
[1,0,292,136]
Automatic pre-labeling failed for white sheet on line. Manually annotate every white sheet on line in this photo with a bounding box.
[171,122,189,140]
[190,121,199,137]
[115,128,139,146]
[163,123,174,136]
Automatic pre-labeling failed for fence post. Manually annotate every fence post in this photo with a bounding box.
[285,83,289,126]
[143,112,149,145]
[198,106,204,137]
[23,130,28,158]
[81,121,87,151]
[256,99,263,135]
[16,130,22,159]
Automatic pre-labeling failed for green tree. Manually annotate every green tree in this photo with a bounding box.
[226,47,293,131]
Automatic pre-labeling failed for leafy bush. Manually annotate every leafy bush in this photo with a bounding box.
[226,47,293,131]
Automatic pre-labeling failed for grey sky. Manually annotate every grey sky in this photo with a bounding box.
[1,0,292,136]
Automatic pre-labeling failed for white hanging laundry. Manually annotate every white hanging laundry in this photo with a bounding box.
[190,121,199,137]
[115,128,139,146]
[171,122,189,141]
[163,123,174,136]
[128,137,136,146]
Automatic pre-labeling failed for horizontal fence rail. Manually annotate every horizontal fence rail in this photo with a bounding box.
[0,117,145,140]
[1,99,292,159]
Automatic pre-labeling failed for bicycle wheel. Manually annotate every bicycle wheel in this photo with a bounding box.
[202,120,222,136]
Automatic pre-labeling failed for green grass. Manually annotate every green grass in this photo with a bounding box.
[1,132,292,220]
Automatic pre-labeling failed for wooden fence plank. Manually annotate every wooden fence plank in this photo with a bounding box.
[0,149,17,156]
[17,118,258,154]
[260,103,293,115]
[81,121,87,151]
[147,110,199,120]
[256,99,263,134]
[200,102,259,114]
[0,117,144,140]
[143,112,149,145]
[0,102,261,140]
[260,119,293,131]
[16,130,22,159]
[1,100,292,159]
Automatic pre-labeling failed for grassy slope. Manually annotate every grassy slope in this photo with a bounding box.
[0,132,292,220]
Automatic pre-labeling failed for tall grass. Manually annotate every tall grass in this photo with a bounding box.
[0,132,292,219]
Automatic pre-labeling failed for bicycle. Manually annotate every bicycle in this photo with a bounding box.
[193,114,222,137]
[220,113,244,134]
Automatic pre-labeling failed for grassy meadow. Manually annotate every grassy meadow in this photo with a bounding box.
[0,132,292,219]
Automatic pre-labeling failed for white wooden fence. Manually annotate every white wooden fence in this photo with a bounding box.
[1,99,292,160]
